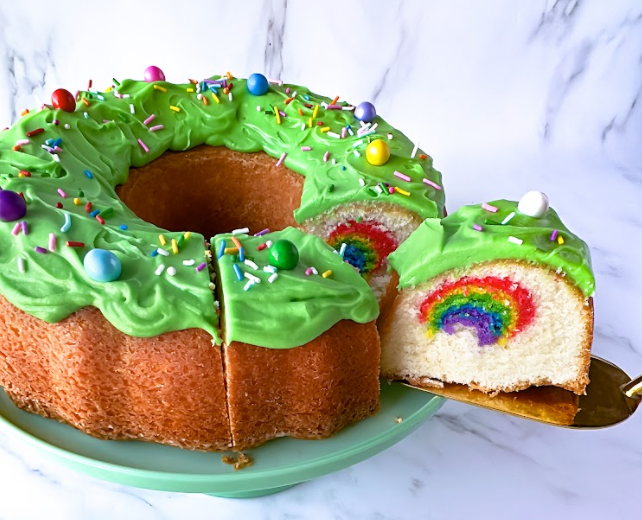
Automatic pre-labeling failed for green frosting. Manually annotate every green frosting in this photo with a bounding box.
[214,227,379,348]
[0,74,437,341]
[389,199,595,297]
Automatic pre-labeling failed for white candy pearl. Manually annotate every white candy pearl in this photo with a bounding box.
[518,191,549,218]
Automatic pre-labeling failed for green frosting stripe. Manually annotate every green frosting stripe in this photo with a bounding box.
[214,228,379,348]
[390,199,595,297]
[1,74,429,342]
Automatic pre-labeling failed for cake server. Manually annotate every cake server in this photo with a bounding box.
[402,355,641,429]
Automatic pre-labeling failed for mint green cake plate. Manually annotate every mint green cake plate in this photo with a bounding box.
[0,382,444,498]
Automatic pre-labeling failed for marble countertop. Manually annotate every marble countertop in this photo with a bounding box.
[0,1,640,518]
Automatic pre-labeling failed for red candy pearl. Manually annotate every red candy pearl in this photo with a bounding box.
[51,89,76,112]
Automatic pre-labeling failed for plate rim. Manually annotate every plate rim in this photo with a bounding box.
[0,383,445,489]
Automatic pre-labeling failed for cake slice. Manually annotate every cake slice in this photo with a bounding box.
[380,192,595,395]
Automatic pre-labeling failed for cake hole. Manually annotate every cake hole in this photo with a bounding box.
[116,145,304,239]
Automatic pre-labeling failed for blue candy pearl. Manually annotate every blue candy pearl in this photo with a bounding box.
[247,73,269,96]
[83,249,122,282]
[354,101,376,122]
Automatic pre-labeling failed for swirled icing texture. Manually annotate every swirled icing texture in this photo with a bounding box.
[0,75,441,341]
[214,227,379,348]
[389,199,595,297]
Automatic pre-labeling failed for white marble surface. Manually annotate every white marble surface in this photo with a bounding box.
[0,0,641,518]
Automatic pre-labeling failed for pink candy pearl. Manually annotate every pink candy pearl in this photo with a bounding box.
[144,66,165,83]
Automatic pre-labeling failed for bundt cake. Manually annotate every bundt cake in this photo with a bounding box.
[0,68,443,450]
[380,193,595,395]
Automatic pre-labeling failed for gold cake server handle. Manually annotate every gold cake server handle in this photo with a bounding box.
[402,355,641,429]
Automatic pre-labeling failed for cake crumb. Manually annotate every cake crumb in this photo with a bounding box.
[221,452,254,471]
[395,417,403,423]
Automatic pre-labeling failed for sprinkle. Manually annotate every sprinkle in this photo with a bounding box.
[217,240,226,258]
[244,272,261,284]
[339,243,347,257]
[196,262,207,272]
[308,117,313,128]
[257,243,267,251]
[243,280,254,291]
[169,106,180,113]
[129,103,135,114]
[254,228,270,236]
[481,203,498,213]
[231,236,242,250]
[394,171,412,182]
[501,211,516,225]
[312,104,319,119]
[17,257,25,273]
[61,213,71,232]
[263,265,277,273]
[158,234,167,246]
[171,239,178,255]
[166,266,177,277]
[327,131,341,139]
[184,232,191,240]
[153,85,167,92]
[359,178,366,187]
[473,224,483,232]
[211,92,220,104]
[138,139,149,153]
[85,202,92,213]
[11,222,21,236]
[301,146,311,151]
[143,114,155,125]
[244,259,259,270]
[26,128,45,138]
[155,264,165,276]
[265,240,273,248]
[305,267,313,276]
[90,209,100,217]
[57,188,67,198]
[274,106,281,125]
[15,139,29,146]
[151,250,158,257]
[422,178,442,190]
[341,127,347,138]
[183,259,195,266]
[256,105,261,111]
[419,153,428,160]
[268,273,278,283]
[21,221,28,235]
[276,152,287,167]
[224,247,239,255]
[232,227,249,235]
[508,236,523,245]
[395,187,411,196]
[84,169,93,179]
[96,215,106,225]
[352,140,364,148]
[353,150,361,158]
[48,233,56,251]
[66,241,85,248]
[149,124,164,132]
[550,229,558,241]
[321,270,332,279]
[100,207,114,219]
[323,151,330,162]
[557,235,565,245]
[34,246,47,254]
[230,264,243,281]
[119,224,128,230]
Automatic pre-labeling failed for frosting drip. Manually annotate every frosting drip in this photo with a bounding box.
[390,199,595,297]
[214,227,379,348]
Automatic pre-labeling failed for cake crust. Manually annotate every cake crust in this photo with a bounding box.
[224,320,381,450]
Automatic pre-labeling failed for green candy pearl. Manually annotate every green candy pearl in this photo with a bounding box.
[268,240,299,270]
